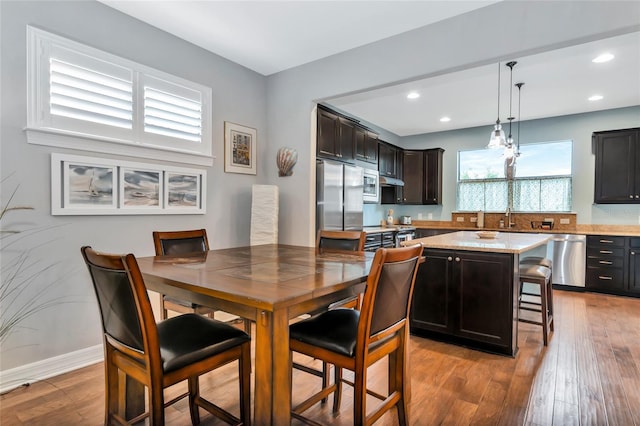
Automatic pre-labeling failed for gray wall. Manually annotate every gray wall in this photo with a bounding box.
[0,1,267,370]
[1,0,639,374]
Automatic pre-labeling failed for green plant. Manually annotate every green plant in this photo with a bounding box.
[0,179,66,345]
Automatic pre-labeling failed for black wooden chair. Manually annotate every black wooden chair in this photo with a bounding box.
[289,244,423,425]
[153,229,252,335]
[81,246,251,425]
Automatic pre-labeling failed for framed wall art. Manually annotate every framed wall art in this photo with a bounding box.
[224,121,257,175]
[51,153,206,215]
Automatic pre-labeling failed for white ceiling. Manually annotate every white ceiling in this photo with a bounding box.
[100,1,640,137]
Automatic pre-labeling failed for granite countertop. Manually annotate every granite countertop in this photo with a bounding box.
[404,231,551,254]
[410,221,640,237]
[363,226,415,233]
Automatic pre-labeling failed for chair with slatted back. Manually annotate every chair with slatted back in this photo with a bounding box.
[81,246,251,426]
[289,244,423,425]
[153,229,252,335]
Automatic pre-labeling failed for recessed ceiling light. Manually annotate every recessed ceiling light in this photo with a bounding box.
[440,116,451,122]
[592,53,614,63]
[589,95,604,101]
[407,92,420,100]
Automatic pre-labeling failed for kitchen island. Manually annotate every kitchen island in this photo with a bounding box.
[404,231,550,356]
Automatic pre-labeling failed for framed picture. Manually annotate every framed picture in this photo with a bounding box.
[165,171,202,210]
[224,121,257,175]
[51,153,206,215]
[120,167,162,209]
[62,159,117,211]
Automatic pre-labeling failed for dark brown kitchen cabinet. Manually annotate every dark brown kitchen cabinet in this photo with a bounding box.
[424,148,444,205]
[316,106,355,163]
[411,248,516,354]
[586,235,640,297]
[378,142,399,178]
[630,238,640,294]
[594,128,640,203]
[401,150,424,204]
[355,127,378,165]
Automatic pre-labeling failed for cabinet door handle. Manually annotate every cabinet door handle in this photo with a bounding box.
[599,260,613,265]
[455,257,461,262]
[447,256,453,261]
[632,251,636,255]
[599,250,613,254]
[630,195,634,199]
[598,276,613,280]
[599,239,614,244]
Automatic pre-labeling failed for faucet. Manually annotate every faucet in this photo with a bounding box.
[505,207,515,228]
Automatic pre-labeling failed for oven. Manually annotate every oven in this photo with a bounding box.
[395,227,416,247]
[363,168,379,203]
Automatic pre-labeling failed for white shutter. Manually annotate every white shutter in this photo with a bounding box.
[143,85,202,143]
[49,56,133,129]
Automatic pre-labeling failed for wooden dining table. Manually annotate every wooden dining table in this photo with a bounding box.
[136,244,374,424]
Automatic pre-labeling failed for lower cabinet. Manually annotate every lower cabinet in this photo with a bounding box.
[586,235,640,296]
[410,248,517,355]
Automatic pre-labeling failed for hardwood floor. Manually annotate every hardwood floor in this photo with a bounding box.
[1,290,639,425]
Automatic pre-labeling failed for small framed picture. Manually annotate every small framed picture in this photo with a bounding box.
[165,171,202,210]
[120,168,162,209]
[63,160,117,210]
[224,121,257,175]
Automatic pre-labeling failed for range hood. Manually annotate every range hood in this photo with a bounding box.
[379,176,404,186]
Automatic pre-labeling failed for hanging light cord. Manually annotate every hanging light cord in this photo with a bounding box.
[506,61,517,141]
[516,82,524,155]
[495,62,501,124]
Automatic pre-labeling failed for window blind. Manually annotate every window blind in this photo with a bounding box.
[144,87,202,143]
[49,58,133,129]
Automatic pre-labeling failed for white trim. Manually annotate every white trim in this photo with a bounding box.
[0,345,103,394]
[26,129,214,167]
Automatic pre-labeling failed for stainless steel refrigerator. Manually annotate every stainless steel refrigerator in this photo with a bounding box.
[316,160,364,231]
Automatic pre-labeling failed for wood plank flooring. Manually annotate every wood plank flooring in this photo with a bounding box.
[1,290,639,425]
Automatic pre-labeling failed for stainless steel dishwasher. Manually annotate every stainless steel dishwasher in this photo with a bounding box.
[548,234,587,287]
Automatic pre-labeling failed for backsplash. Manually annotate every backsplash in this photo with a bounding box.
[450,212,578,232]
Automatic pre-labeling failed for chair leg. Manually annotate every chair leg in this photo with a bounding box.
[353,366,366,425]
[160,294,169,320]
[333,366,342,414]
[540,280,549,346]
[547,274,555,332]
[149,377,165,426]
[188,377,201,425]
[321,362,329,404]
[105,348,119,424]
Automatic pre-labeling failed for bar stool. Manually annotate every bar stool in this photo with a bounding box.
[518,263,554,345]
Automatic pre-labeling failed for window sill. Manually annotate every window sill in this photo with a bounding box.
[25,128,214,167]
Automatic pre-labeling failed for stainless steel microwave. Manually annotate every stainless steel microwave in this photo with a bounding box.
[363,168,379,203]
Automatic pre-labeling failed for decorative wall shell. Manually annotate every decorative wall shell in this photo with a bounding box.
[276,147,298,177]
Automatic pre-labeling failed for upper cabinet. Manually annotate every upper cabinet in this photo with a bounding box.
[399,148,444,205]
[594,128,640,204]
[378,142,399,177]
[355,128,378,165]
[317,106,355,163]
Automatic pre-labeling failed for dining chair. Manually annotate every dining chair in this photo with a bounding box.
[289,243,423,425]
[153,229,252,335]
[81,246,251,426]
[292,229,367,398]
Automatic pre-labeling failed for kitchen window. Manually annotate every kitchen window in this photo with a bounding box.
[26,26,213,166]
[457,140,572,212]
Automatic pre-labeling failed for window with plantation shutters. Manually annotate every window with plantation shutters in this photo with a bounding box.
[27,26,213,166]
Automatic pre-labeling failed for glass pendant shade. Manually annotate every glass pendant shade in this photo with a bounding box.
[488,121,506,148]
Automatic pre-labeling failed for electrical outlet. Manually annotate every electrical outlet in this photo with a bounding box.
[470,217,478,223]
[560,218,570,225]
[456,217,465,222]
[418,213,423,220]
[544,217,554,222]
[428,213,433,220]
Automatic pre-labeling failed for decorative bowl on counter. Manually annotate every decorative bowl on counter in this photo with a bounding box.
[476,231,499,239]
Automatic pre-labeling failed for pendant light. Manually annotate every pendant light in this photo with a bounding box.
[487,62,506,148]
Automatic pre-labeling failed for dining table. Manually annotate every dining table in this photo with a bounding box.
[135,244,374,424]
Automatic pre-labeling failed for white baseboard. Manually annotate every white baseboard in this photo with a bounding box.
[0,345,103,394]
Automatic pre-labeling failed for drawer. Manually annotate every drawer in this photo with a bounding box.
[587,235,625,247]
[586,267,625,290]
[630,237,640,249]
[381,232,395,245]
[364,234,382,251]
[587,247,625,258]
[587,257,624,268]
